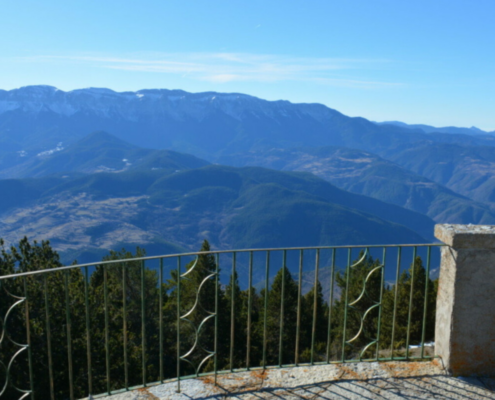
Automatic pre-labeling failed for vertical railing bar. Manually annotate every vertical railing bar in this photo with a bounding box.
[341,248,352,362]
[44,275,55,400]
[103,266,110,394]
[326,249,336,363]
[64,271,74,400]
[246,251,253,370]
[310,249,320,365]
[375,248,386,360]
[230,252,236,372]
[176,257,181,393]
[84,267,93,395]
[390,246,402,359]
[279,250,286,367]
[23,277,34,400]
[405,247,417,359]
[141,260,146,386]
[122,263,128,390]
[159,258,164,383]
[262,251,270,369]
[214,253,219,385]
[295,250,303,366]
[421,246,432,359]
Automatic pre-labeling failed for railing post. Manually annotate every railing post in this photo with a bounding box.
[435,224,495,377]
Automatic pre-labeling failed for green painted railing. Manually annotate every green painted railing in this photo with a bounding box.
[0,243,443,399]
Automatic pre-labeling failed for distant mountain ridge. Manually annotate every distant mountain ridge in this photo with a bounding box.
[0,85,334,122]
[376,120,494,136]
[3,87,490,137]
[5,85,495,165]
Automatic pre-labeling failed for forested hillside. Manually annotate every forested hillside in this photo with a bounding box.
[0,158,432,266]
[218,146,495,224]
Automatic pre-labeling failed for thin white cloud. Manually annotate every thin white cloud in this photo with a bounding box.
[207,74,246,83]
[311,77,402,89]
[9,53,401,89]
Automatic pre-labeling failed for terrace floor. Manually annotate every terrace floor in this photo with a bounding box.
[93,360,495,400]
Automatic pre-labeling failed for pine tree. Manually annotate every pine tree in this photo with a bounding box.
[0,238,87,399]
[258,265,299,366]
[88,247,163,391]
[380,256,437,354]
[330,252,384,360]
[223,269,245,369]
[299,280,327,362]
[239,285,262,369]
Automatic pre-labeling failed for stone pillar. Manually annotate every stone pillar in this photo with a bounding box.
[434,224,495,377]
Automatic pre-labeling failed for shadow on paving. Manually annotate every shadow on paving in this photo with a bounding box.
[202,375,495,400]
[94,362,495,400]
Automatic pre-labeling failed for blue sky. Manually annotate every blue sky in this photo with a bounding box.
[1,0,494,130]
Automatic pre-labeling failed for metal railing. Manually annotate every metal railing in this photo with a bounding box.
[0,243,443,399]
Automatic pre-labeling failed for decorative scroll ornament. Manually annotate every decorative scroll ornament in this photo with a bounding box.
[0,281,32,399]
[179,257,217,375]
[344,249,384,360]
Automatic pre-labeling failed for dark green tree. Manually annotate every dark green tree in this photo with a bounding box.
[380,256,437,353]
[0,238,86,399]
[258,265,299,366]
[239,285,262,369]
[88,247,163,392]
[299,280,327,362]
[330,252,384,360]
[223,269,245,369]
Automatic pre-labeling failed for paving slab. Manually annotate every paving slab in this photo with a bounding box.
[90,361,495,400]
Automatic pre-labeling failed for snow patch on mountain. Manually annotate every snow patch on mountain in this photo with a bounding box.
[37,142,64,157]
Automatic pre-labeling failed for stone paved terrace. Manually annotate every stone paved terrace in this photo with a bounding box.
[91,361,495,399]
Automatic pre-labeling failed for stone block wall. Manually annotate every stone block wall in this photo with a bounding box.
[435,224,495,377]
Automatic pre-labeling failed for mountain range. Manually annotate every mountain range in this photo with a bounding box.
[3,85,495,164]
[0,132,432,265]
[0,85,493,267]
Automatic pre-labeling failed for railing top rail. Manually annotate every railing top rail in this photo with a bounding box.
[0,242,446,280]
